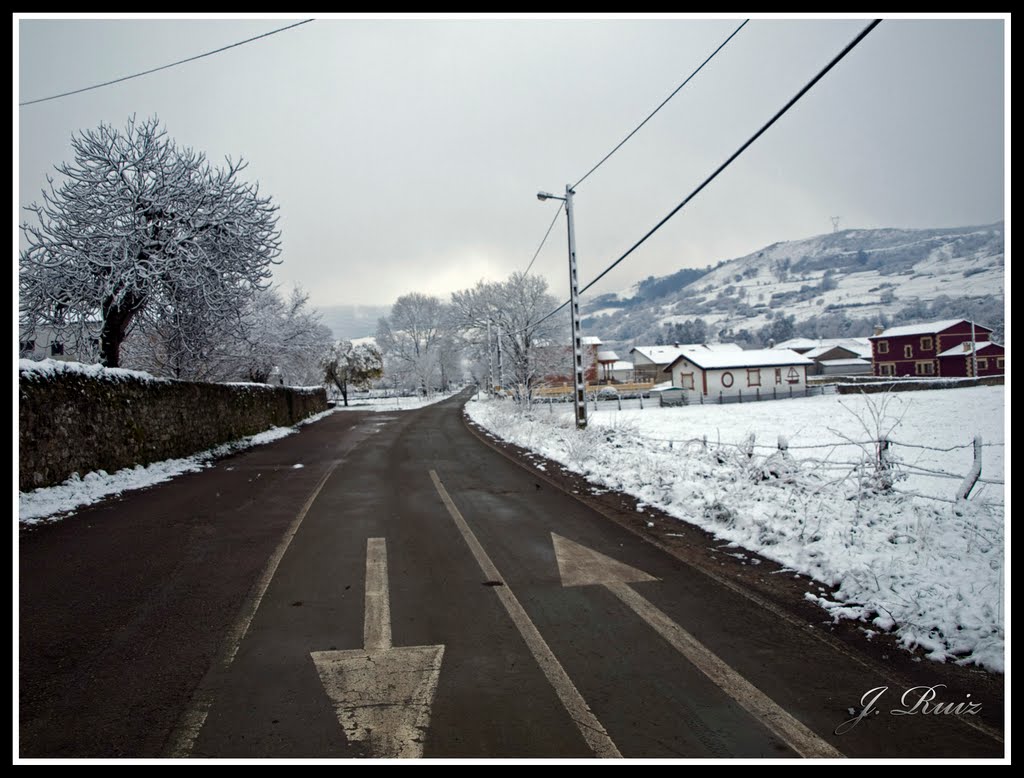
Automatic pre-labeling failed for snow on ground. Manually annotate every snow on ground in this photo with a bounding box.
[19,406,339,526]
[466,386,1005,673]
[332,389,461,412]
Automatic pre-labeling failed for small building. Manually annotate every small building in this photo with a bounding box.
[608,360,635,383]
[663,348,814,403]
[596,350,620,382]
[869,319,997,377]
[19,324,98,364]
[630,342,742,383]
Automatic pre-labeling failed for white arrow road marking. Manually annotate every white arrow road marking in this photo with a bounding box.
[311,538,445,758]
[430,471,621,759]
[551,534,843,759]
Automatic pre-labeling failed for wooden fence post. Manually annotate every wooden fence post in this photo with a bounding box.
[956,436,983,501]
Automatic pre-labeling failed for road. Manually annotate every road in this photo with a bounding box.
[18,390,1005,759]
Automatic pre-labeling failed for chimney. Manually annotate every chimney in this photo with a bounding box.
[873,325,884,336]
[963,341,972,352]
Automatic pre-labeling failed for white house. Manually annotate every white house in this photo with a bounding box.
[663,348,814,403]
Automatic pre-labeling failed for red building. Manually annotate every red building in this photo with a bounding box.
[938,341,1006,377]
[869,319,1002,377]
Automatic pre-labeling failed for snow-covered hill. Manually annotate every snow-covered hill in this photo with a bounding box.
[583,222,1004,348]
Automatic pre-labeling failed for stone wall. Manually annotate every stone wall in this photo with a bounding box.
[834,375,1004,394]
[19,362,327,491]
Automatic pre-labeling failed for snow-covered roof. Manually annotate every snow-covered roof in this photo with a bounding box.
[937,341,1003,358]
[610,360,634,371]
[818,358,872,366]
[596,350,619,363]
[872,319,988,339]
[631,343,741,364]
[775,338,819,351]
[665,348,813,371]
[778,338,872,359]
[581,336,603,345]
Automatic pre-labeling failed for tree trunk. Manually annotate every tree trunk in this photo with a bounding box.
[99,292,144,368]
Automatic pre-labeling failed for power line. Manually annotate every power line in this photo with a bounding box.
[573,19,749,190]
[530,19,882,330]
[523,201,564,276]
[19,19,316,107]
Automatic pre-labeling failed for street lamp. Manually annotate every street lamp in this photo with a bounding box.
[537,185,587,430]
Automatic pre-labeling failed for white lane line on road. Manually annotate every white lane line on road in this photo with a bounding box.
[429,469,622,759]
[363,537,392,650]
[552,534,842,757]
[165,459,340,757]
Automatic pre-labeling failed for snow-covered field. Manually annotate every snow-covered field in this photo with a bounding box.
[465,386,1006,673]
[18,407,337,526]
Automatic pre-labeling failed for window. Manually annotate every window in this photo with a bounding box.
[775,367,782,384]
[746,368,761,387]
[680,372,695,390]
[876,340,889,354]
[879,363,896,376]
[20,339,35,353]
[920,336,934,351]
[786,367,800,383]
[50,342,65,356]
[904,345,913,359]
[997,358,1005,370]
[915,361,935,376]
[977,358,988,371]
[721,371,734,388]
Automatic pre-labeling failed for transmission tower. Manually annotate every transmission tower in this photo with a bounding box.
[831,216,841,233]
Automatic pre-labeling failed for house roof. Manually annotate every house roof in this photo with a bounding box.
[774,338,819,352]
[664,348,813,372]
[631,342,742,365]
[818,358,872,366]
[596,350,619,363]
[581,336,603,346]
[610,360,634,371]
[937,341,1004,358]
[871,319,992,339]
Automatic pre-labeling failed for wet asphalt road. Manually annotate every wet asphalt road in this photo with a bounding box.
[19,391,1004,758]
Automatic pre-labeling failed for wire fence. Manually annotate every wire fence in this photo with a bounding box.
[528,397,1003,502]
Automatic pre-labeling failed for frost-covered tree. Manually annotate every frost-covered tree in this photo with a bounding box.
[19,116,281,367]
[322,340,384,406]
[376,293,454,394]
[451,272,564,402]
[121,284,332,384]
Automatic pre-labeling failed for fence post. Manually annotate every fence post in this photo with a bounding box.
[639,392,644,409]
[956,436,983,501]
[617,395,622,411]
[738,389,743,404]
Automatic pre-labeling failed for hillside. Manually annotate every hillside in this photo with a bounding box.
[582,222,1004,349]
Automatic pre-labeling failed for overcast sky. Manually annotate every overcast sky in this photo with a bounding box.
[16,14,1006,311]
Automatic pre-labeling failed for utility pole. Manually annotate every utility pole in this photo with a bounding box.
[831,216,841,233]
[496,323,505,391]
[486,320,494,393]
[537,186,587,429]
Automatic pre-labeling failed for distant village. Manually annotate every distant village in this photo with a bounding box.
[543,317,1005,405]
